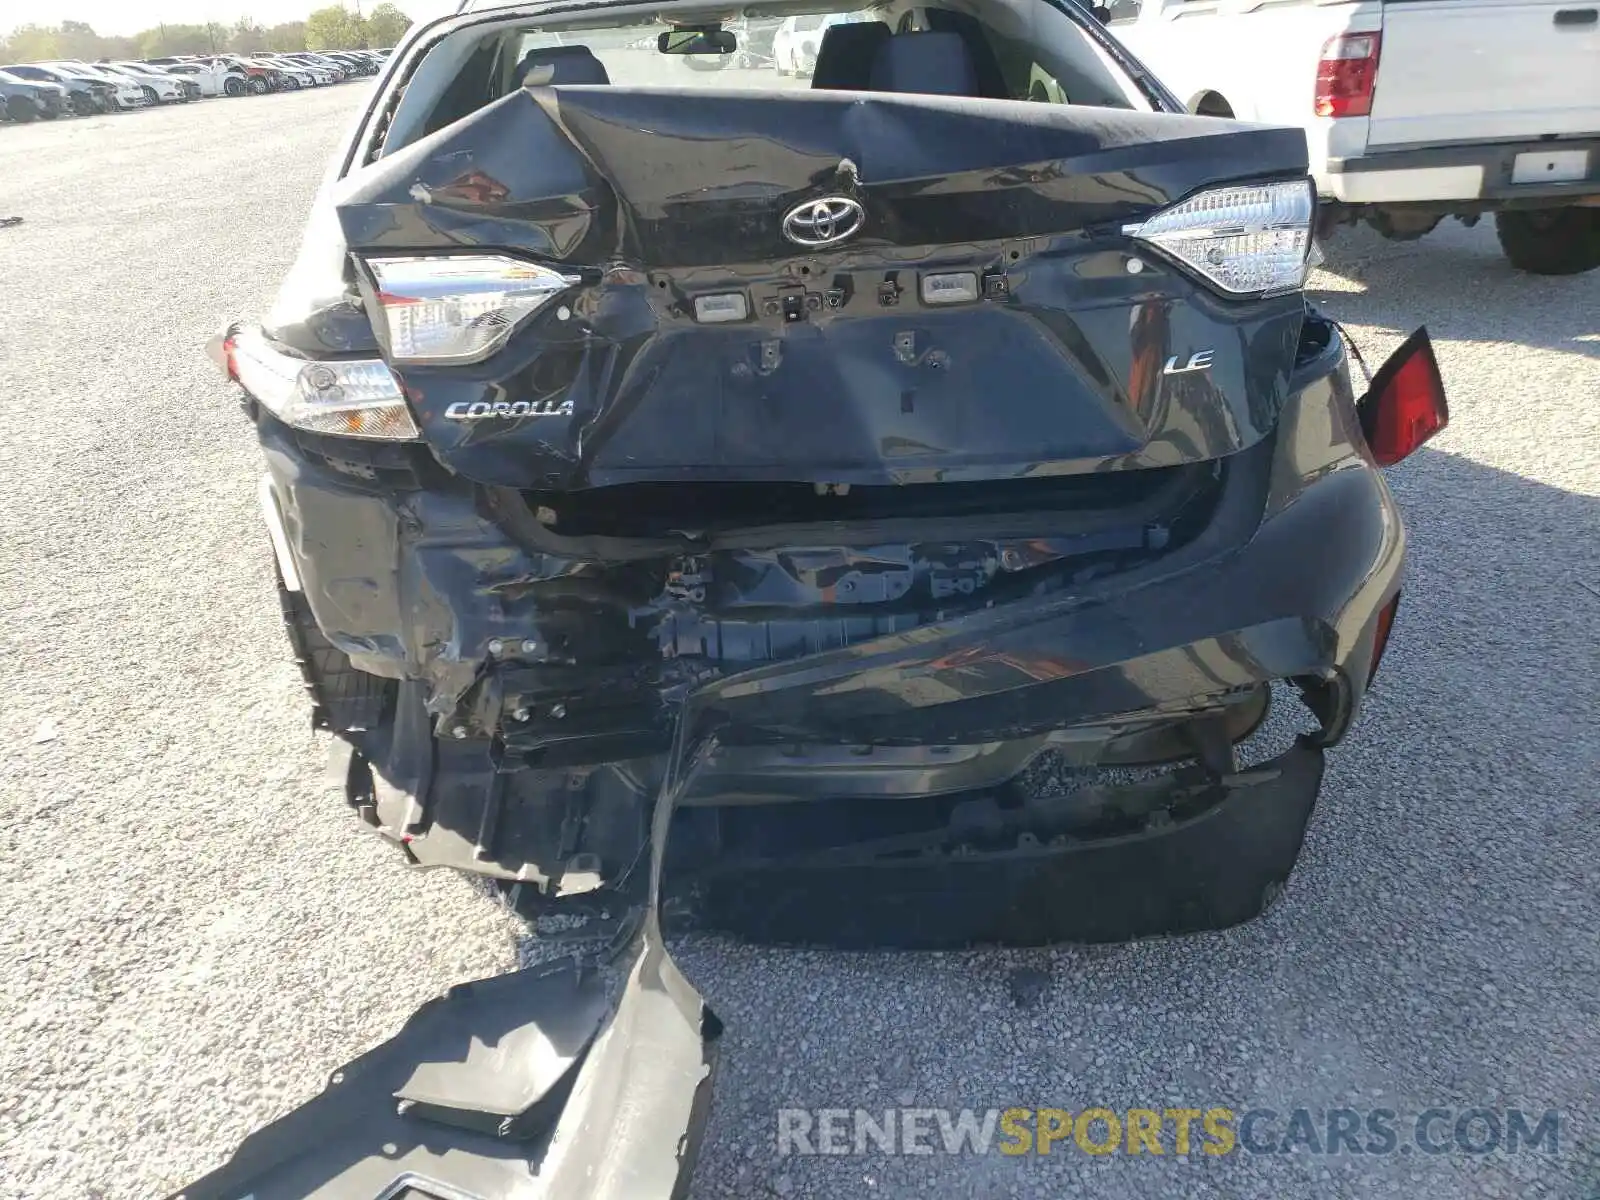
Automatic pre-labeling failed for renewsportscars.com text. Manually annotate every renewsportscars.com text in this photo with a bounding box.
[777,1107,1562,1158]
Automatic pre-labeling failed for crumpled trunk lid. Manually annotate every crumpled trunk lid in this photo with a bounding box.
[336,88,1309,491]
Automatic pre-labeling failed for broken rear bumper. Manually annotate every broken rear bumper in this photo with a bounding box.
[682,738,1325,947]
[259,341,1400,751]
[257,333,1400,940]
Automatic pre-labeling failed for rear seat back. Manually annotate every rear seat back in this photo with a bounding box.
[811,22,893,90]
[515,45,610,86]
[867,31,980,97]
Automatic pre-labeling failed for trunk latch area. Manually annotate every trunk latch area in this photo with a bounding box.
[780,291,807,323]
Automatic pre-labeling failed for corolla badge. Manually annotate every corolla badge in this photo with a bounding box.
[782,196,865,247]
[445,399,573,420]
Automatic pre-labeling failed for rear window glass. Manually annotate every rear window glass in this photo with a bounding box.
[375,0,1154,159]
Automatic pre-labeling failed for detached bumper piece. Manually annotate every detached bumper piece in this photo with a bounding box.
[677,739,1324,948]
[173,932,719,1200]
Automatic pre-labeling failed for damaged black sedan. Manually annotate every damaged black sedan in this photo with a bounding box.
[187,0,1447,1194]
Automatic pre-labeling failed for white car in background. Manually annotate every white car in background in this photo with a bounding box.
[94,61,187,104]
[44,61,153,109]
[1104,0,1600,274]
[156,58,252,97]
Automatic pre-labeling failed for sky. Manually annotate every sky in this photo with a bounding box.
[4,0,436,37]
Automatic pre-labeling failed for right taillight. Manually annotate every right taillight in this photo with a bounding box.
[210,324,420,441]
[366,255,581,364]
[1358,326,1448,467]
[1314,32,1381,118]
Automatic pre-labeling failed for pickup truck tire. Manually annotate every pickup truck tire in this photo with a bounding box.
[1494,208,1600,276]
[277,573,396,734]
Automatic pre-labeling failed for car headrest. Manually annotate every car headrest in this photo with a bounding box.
[868,31,980,97]
[922,8,1012,99]
[811,22,893,90]
[515,45,610,87]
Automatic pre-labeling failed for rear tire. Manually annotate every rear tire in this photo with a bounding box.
[224,75,245,97]
[5,97,36,123]
[247,75,269,95]
[1495,207,1600,276]
[72,93,96,116]
[277,573,396,735]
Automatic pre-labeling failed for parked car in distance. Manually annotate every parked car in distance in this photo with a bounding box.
[213,55,283,93]
[92,60,188,104]
[0,69,69,121]
[320,51,376,76]
[122,60,203,101]
[41,61,151,109]
[280,52,347,82]
[155,58,251,97]
[318,50,361,72]
[256,55,322,88]
[0,62,111,114]
[1105,0,1600,275]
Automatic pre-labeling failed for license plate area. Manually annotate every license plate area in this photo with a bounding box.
[1511,149,1590,185]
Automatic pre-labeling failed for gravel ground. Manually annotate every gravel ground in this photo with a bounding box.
[1,87,1597,1200]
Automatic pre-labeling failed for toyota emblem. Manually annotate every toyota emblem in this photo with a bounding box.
[781,196,865,248]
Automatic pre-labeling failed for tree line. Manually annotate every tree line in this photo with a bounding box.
[0,5,412,63]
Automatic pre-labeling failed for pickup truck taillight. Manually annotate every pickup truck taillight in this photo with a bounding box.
[1314,32,1381,118]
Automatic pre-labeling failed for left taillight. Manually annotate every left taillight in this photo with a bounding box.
[1314,32,1381,118]
[208,324,420,441]
[1358,326,1448,467]
[1124,179,1314,297]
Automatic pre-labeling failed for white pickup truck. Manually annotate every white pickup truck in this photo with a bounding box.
[1102,0,1600,274]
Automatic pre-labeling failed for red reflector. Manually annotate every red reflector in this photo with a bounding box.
[1369,592,1400,682]
[1359,326,1448,467]
[205,328,238,381]
[1314,32,1381,118]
